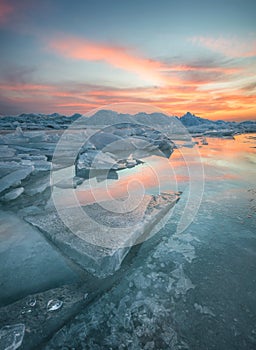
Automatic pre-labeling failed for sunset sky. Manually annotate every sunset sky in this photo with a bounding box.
[0,0,255,120]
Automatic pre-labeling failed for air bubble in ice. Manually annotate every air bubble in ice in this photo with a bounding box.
[47,299,63,312]
[26,297,36,307]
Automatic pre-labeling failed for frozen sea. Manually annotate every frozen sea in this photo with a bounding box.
[1,133,256,349]
[45,134,256,349]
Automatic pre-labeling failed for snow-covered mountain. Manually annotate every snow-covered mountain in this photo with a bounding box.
[180,112,213,126]
[179,111,256,133]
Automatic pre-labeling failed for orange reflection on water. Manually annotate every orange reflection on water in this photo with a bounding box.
[75,134,256,206]
[198,134,256,160]
[196,133,256,183]
[76,159,179,206]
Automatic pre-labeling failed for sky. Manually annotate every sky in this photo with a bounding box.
[0,0,256,120]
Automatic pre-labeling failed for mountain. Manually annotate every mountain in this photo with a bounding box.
[181,112,256,134]
[0,110,255,134]
[81,110,177,128]
[180,112,214,126]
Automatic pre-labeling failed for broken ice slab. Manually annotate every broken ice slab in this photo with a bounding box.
[0,162,22,178]
[0,146,16,158]
[0,166,34,194]
[23,130,49,142]
[1,187,24,201]
[18,154,48,161]
[14,126,24,137]
[30,160,52,172]
[0,323,25,350]
[25,192,179,278]
[24,175,50,196]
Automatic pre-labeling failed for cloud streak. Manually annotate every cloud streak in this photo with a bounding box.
[1,79,255,120]
[190,35,256,58]
[49,36,165,84]
[1,34,255,120]
[48,35,248,90]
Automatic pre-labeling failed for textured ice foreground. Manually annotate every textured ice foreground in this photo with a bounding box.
[1,117,255,349]
[44,134,256,350]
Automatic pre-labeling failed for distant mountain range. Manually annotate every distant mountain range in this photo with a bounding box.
[0,110,255,134]
[179,112,256,134]
[180,111,253,126]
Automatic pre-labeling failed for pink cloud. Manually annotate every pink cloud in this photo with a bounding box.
[49,35,244,88]
[1,80,256,121]
[2,34,255,120]
[49,36,165,84]
[190,35,256,58]
[161,64,241,75]
[0,0,13,23]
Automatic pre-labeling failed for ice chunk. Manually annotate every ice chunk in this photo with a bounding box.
[25,192,179,278]
[32,160,51,172]
[1,187,24,201]
[76,150,118,174]
[171,265,195,296]
[126,153,137,167]
[47,299,63,312]
[0,323,25,350]
[23,130,48,142]
[0,162,22,178]
[165,236,196,263]
[0,166,34,194]
[14,126,24,137]
[201,137,208,145]
[90,132,122,149]
[24,176,50,196]
[19,154,47,161]
[194,303,215,317]
[20,159,33,166]
[0,146,16,158]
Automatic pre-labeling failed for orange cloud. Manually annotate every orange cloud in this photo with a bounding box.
[49,36,243,86]
[1,31,256,121]
[0,0,13,23]
[161,64,240,75]
[49,36,165,84]
[47,33,255,101]
[1,80,255,121]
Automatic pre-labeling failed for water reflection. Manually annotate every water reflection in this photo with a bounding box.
[56,134,255,209]
[198,133,256,184]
